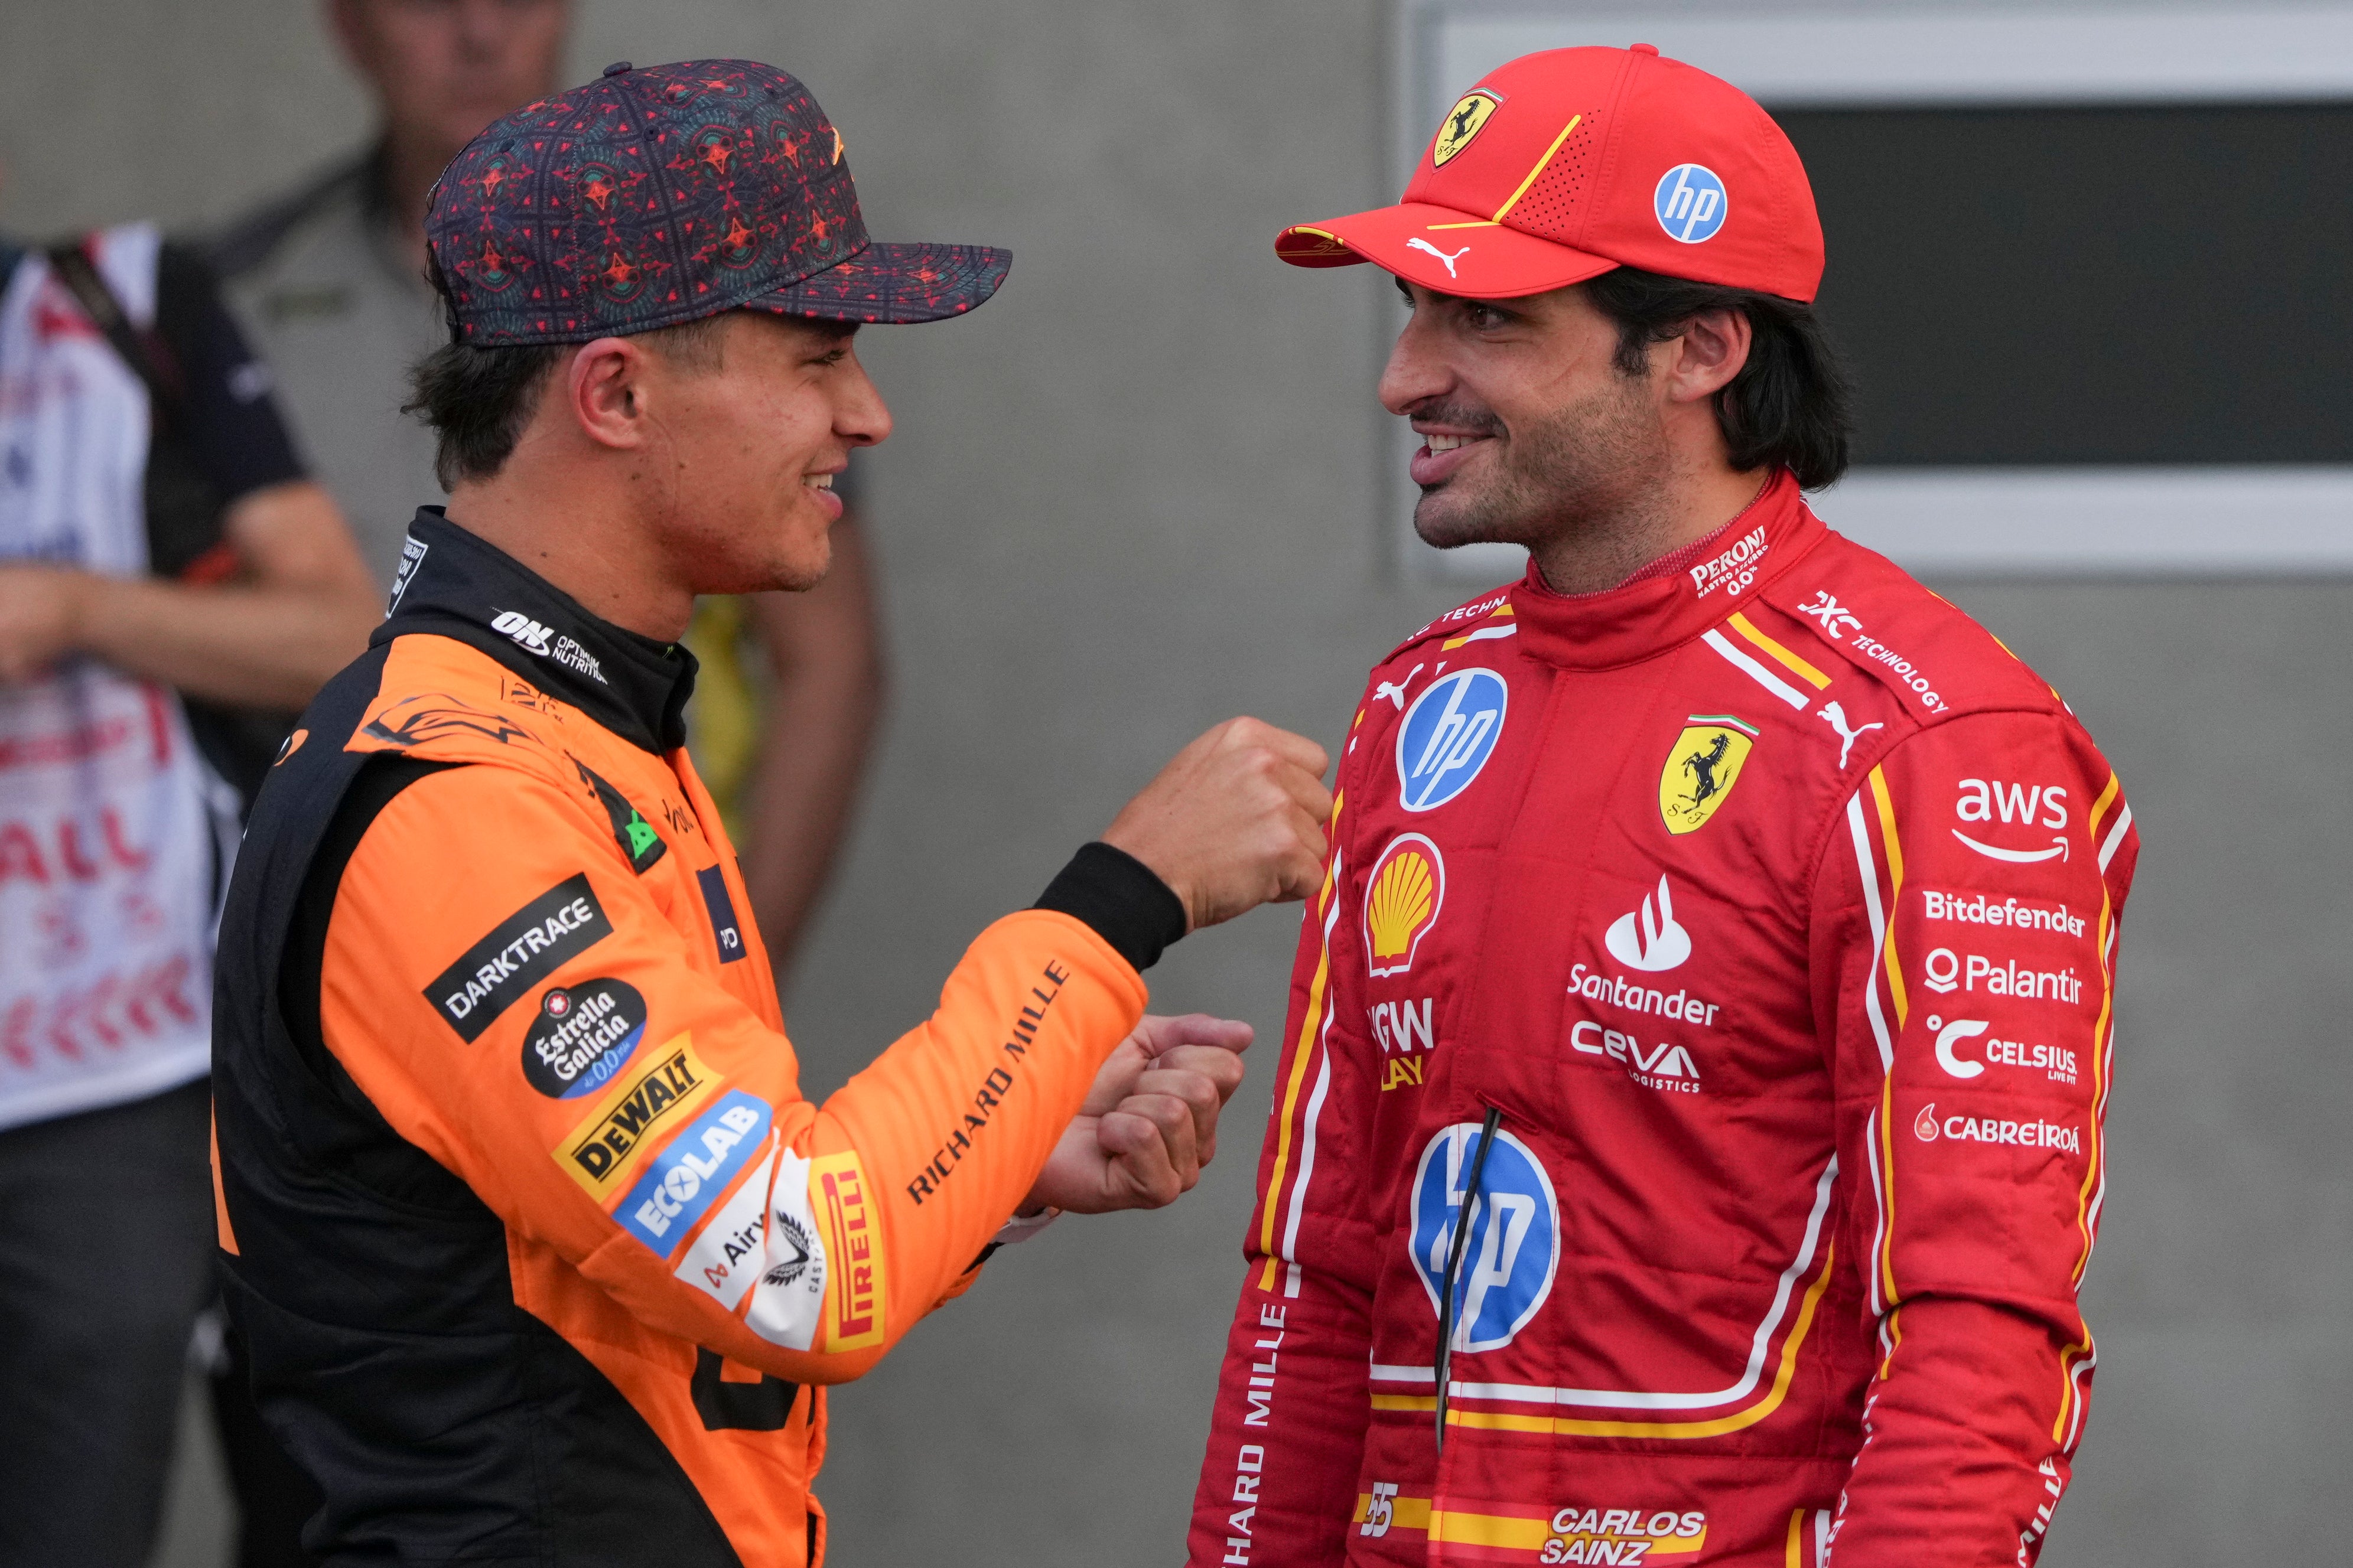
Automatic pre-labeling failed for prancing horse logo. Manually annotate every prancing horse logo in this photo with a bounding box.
[1657,715,1758,835]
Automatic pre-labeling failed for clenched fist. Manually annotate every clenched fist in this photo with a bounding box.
[1023,1013,1255,1214]
[1103,717,1331,933]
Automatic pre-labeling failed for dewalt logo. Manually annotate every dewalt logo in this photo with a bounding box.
[554,1036,719,1197]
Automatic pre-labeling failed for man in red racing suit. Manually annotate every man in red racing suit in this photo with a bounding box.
[1190,44,2137,1567]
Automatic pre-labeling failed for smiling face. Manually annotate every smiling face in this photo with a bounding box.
[1379,279,1672,558]
[628,312,890,595]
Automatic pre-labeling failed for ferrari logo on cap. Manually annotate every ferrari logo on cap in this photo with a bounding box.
[1658,715,1758,834]
[1431,91,1501,167]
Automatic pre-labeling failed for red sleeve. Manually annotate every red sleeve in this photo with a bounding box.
[1814,709,2137,1564]
[1188,735,1382,1566]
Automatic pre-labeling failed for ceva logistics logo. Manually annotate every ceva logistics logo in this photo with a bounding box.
[1397,667,1509,812]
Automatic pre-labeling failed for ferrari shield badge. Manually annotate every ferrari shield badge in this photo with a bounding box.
[1658,715,1758,834]
[1431,91,1501,167]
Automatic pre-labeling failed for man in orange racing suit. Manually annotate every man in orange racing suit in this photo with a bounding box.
[211,60,1333,1565]
[1190,45,2139,1567]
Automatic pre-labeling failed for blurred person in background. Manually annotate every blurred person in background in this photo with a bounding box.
[212,0,884,967]
[1190,45,2139,1566]
[0,217,376,1567]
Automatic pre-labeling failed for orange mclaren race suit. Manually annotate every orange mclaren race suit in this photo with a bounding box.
[211,511,1187,1566]
[1189,471,2139,1567]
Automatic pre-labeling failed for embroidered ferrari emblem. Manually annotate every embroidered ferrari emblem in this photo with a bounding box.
[1658,715,1758,835]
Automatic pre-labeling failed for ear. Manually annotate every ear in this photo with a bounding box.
[1664,308,1753,406]
[564,337,660,452]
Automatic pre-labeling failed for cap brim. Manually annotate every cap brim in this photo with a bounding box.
[1276,201,1616,300]
[749,240,1011,325]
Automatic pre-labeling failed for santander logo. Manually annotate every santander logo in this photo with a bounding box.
[1604,876,1692,973]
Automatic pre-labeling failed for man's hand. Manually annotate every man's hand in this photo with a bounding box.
[0,566,93,684]
[1103,718,1331,933]
[1023,1013,1254,1215]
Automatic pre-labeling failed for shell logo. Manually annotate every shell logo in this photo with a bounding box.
[1365,833,1447,978]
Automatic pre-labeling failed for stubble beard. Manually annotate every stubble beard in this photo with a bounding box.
[1410,375,1671,584]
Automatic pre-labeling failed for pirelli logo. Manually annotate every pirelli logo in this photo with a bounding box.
[554,1036,719,1198]
[813,1151,885,1351]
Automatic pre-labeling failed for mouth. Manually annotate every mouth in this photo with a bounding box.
[802,469,844,521]
[1410,429,1496,487]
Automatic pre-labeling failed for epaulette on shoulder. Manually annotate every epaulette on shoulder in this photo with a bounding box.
[1762,530,2061,725]
[1385,582,1519,664]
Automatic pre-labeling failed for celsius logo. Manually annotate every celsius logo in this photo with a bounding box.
[1654,163,1728,243]
[1928,1015,1989,1079]
[1605,876,1691,972]
[1365,834,1446,977]
[1397,667,1508,812]
[1410,1124,1559,1352]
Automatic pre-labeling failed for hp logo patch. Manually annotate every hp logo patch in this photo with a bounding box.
[1654,164,1728,244]
[1411,1123,1558,1352]
[1397,667,1509,812]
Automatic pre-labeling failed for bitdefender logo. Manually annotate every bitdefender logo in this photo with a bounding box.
[1605,876,1691,973]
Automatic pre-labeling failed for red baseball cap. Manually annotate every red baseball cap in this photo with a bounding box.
[1277,44,1822,302]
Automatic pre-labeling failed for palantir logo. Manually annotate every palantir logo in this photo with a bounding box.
[1654,163,1728,244]
[1396,667,1508,812]
[1409,1123,1558,1352]
[1605,875,1692,973]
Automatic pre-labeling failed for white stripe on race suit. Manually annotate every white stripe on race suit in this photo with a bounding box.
[1280,1045,1333,1299]
[2098,801,2134,872]
[1364,1158,1839,1412]
[1702,628,1810,709]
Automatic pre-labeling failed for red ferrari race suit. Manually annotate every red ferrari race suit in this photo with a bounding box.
[1189,470,2138,1567]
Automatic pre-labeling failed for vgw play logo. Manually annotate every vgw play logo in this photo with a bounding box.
[1410,1123,1560,1351]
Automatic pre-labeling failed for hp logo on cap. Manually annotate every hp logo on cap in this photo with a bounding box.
[1654,164,1728,244]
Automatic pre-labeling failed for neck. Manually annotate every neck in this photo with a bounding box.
[1529,457,1769,597]
[445,455,696,643]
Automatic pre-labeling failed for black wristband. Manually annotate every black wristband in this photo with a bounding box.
[1033,841,1188,972]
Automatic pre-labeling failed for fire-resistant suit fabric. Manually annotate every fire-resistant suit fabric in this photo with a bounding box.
[1188,471,2137,1567]
[213,513,1161,1566]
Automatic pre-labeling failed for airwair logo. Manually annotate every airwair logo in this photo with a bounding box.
[1657,715,1758,835]
[555,1036,720,1197]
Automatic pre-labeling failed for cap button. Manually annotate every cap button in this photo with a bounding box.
[1630,41,1659,55]
[603,61,634,77]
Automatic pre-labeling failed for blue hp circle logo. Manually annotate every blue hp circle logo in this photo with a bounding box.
[1395,668,1508,813]
[1654,163,1728,244]
[1410,1123,1559,1352]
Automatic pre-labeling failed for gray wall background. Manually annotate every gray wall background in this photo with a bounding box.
[2,1,2343,1563]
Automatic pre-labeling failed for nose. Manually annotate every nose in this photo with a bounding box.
[1378,301,1451,418]
[835,347,893,449]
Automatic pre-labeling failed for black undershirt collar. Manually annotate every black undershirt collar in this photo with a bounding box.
[376,510,696,754]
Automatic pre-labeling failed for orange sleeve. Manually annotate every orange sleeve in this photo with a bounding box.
[316,763,1147,1384]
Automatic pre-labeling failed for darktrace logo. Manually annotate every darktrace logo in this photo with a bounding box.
[427,874,613,1041]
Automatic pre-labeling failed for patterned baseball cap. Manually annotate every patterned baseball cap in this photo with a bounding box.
[424,60,1010,344]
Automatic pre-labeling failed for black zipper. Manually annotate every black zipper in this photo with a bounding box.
[1433,1104,1503,1453]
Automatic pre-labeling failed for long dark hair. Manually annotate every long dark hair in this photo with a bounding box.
[1584,266,1854,489]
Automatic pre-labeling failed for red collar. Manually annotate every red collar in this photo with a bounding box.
[1506,469,1826,671]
